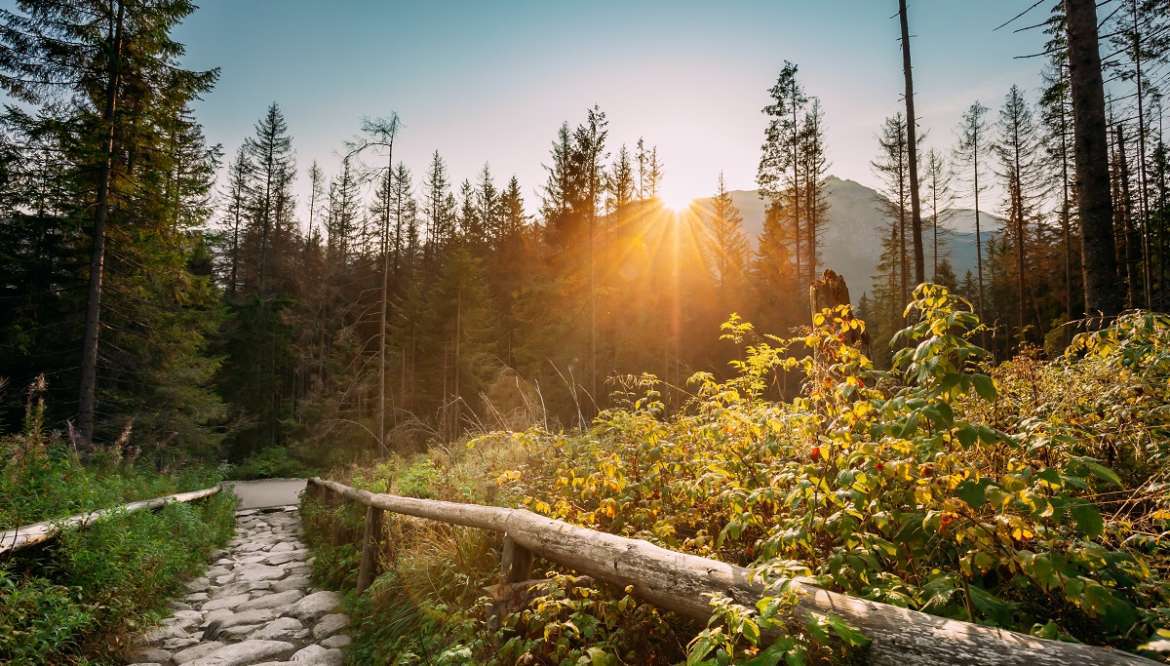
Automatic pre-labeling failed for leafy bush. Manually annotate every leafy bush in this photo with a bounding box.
[307,286,1170,663]
[228,446,313,480]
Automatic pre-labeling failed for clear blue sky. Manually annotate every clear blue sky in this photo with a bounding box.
[174,0,1049,219]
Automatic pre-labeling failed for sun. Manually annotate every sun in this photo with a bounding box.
[658,183,698,213]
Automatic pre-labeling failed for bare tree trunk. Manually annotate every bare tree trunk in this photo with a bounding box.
[1059,75,1074,325]
[900,0,925,285]
[974,131,986,320]
[78,0,125,445]
[1117,123,1140,308]
[792,77,802,288]
[1065,0,1121,316]
[1012,126,1027,334]
[898,128,909,304]
[378,143,394,456]
[1130,0,1152,308]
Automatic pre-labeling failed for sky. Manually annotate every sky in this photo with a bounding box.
[172,0,1053,221]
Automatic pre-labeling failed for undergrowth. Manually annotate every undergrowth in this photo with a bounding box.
[305,285,1170,664]
[0,387,236,665]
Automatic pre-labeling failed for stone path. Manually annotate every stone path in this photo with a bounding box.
[126,506,350,666]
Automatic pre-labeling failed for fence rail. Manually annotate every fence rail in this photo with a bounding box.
[0,484,222,555]
[307,477,1156,666]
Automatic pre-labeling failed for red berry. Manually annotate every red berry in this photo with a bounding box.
[811,446,822,462]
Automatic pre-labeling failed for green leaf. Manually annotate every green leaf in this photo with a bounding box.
[825,613,870,647]
[1070,500,1104,538]
[1075,457,1123,488]
[687,635,717,665]
[968,585,1016,626]
[783,647,808,666]
[972,374,997,401]
[955,425,978,448]
[741,638,794,666]
[954,478,990,509]
[587,647,617,666]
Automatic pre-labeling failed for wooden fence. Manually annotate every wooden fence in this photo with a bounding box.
[0,484,223,556]
[307,476,1158,666]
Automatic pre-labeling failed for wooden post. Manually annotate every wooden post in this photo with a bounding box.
[356,504,383,593]
[500,534,533,583]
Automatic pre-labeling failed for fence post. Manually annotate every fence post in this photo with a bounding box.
[500,534,533,583]
[356,505,384,593]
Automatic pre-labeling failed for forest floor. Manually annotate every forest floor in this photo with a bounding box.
[124,502,350,666]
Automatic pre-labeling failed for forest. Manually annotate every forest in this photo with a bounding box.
[2,0,1170,664]
[0,0,1166,467]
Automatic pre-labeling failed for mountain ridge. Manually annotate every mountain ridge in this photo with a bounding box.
[699,175,1005,302]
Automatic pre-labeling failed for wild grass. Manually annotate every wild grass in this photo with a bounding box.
[0,389,236,665]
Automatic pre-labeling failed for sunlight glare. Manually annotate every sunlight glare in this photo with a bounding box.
[658,184,697,213]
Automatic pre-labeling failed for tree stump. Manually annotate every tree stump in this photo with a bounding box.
[810,269,852,317]
[810,269,869,351]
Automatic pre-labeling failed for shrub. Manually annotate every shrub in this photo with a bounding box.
[306,287,1170,663]
[228,446,313,480]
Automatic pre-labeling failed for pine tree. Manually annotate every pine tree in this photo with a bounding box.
[758,62,807,287]
[708,172,749,308]
[572,106,608,400]
[994,85,1045,337]
[1065,0,1121,316]
[244,104,295,294]
[0,0,217,444]
[221,147,252,297]
[954,101,991,318]
[477,164,498,247]
[306,161,325,249]
[647,147,664,199]
[924,148,953,280]
[424,151,456,256]
[799,98,830,281]
[872,113,917,308]
[607,145,634,215]
[1040,55,1078,323]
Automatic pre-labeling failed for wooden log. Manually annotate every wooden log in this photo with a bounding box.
[307,478,1155,666]
[356,504,383,593]
[0,484,222,556]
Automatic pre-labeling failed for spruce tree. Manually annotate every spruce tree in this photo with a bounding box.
[924,148,953,280]
[708,172,749,308]
[994,85,1044,337]
[758,62,807,286]
[954,101,991,319]
[0,0,217,444]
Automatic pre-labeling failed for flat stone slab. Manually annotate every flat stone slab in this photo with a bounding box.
[290,644,344,665]
[289,592,341,622]
[184,640,295,666]
[236,590,305,612]
[173,641,224,664]
[311,614,349,641]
